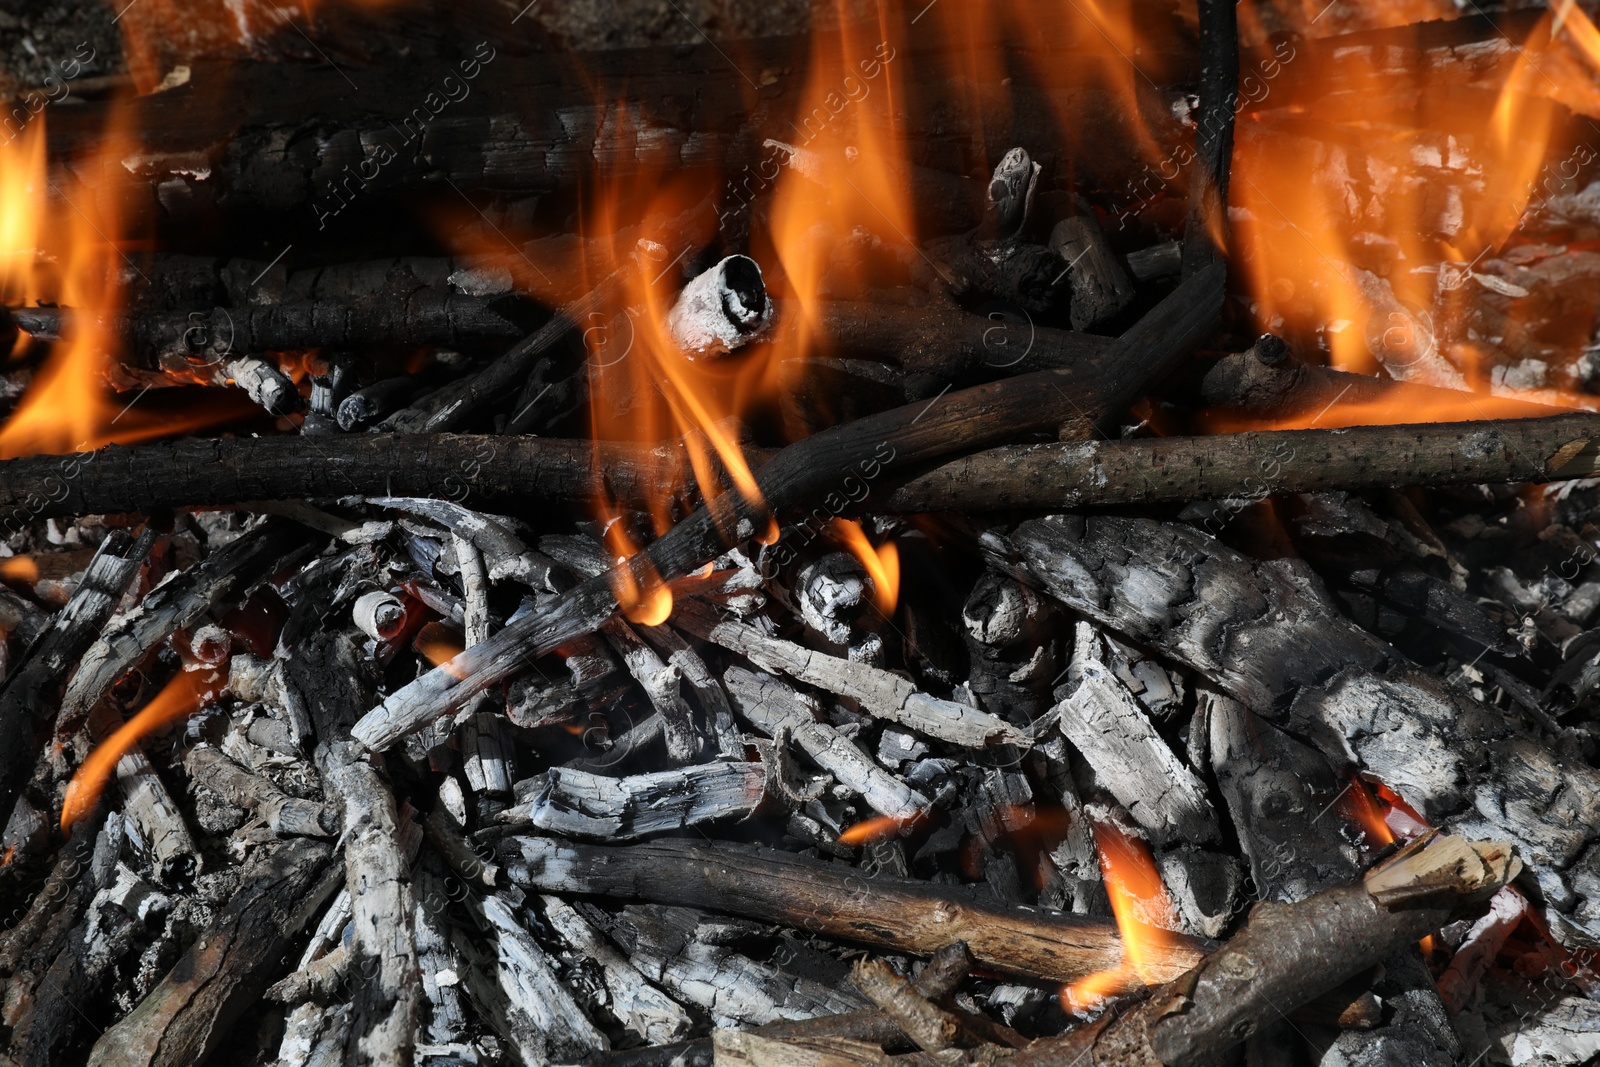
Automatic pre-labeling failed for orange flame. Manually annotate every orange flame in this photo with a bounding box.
[0,557,39,584]
[838,811,925,846]
[415,622,468,679]
[1338,776,1396,848]
[1061,821,1180,1013]
[1231,8,1600,408]
[0,110,238,460]
[61,673,202,832]
[829,519,899,617]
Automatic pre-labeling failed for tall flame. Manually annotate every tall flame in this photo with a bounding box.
[61,673,202,832]
[1232,8,1600,409]
[0,110,235,460]
[1061,821,1181,1013]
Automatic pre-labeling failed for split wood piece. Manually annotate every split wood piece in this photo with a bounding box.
[677,601,1023,750]
[996,514,1600,946]
[539,894,695,1046]
[412,859,471,1046]
[502,761,767,840]
[0,529,152,836]
[454,533,515,817]
[1204,689,1460,1064]
[1009,836,1518,1067]
[13,293,530,368]
[723,665,930,822]
[83,837,339,1067]
[641,622,745,760]
[1181,0,1239,276]
[452,893,609,1064]
[276,1003,350,1067]
[85,699,202,884]
[314,267,1224,750]
[378,497,562,592]
[624,942,980,1067]
[1,811,124,1061]
[183,743,331,837]
[61,517,314,723]
[880,413,1600,513]
[496,836,1208,987]
[606,903,868,1029]
[604,618,702,765]
[284,632,420,1067]
[1055,626,1217,848]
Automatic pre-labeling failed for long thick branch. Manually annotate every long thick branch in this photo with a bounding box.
[3,412,1596,526]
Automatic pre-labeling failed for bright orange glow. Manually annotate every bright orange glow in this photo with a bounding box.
[0,120,46,309]
[1339,776,1396,848]
[838,812,925,846]
[0,110,239,460]
[0,557,39,584]
[829,519,899,617]
[1231,9,1600,408]
[1061,822,1181,1012]
[62,674,202,832]
[415,622,468,679]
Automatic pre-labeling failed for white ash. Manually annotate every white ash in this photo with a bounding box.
[796,552,870,645]
[666,254,774,358]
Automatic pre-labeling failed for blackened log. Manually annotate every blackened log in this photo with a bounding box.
[43,43,1188,244]
[14,293,532,367]
[0,531,151,837]
[995,514,1600,946]
[496,836,1208,987]
[1181,0,1238,275]
[83,837,339,1067]
[880,414,1600,513]
[350,264,1224,750]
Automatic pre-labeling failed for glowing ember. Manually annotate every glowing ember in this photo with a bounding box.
[838,811,924,846]
[414,622,468,679]
[61,674,203,832]
[0,557,39,584]
[1060,821,1181,1013]
[1339,775,1397,848]
[829,518,900,617]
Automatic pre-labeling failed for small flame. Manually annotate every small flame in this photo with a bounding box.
[1339,775,1396,848]
[838,812,924,846]
[1061,821,1181,1013]
[61,674,202,832]
[830,519,899,617]
[604,521,674,626]
[0,557,39,584]
[414,622,468,679]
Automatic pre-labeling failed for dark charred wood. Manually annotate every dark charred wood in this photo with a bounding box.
[879,413,1600,513]
[496,836,1209,988]
[350,263,1223,747]
[12,293,535,369]
[0,530,152,837]
[993,513,1600,946]
[83,837,339,1067]
[1181,0,1238,275]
